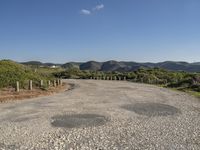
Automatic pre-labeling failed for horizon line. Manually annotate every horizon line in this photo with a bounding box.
[1,59,200,64]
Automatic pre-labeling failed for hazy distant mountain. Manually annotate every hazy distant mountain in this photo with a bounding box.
[80,61,102,71]
[155,61,200,72]
[101,61,124,71]
[21,60,200,72]
[191,62,200,65]
[21,61,61,67]
[156,61,189,71]
[21,61,43,66]
[79,61,200,72]
[62,62,81,69]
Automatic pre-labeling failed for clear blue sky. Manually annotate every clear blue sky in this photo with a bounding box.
[0,0,200,63]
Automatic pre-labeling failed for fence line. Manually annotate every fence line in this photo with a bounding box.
[89,76,127,81]
[15,79,62,92]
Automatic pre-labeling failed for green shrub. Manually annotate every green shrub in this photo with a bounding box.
[0,60,54,89]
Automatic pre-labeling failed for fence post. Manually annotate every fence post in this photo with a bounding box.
[124,77,126,81]
[57,79,59,86]
[29,80,32,90]
[114,76,117,80]
[118,77,121,81]
[40,80,43,87]
[16,81,19,92]
[53,80,56,87]
[60,79,62,86]
[48,80,51,86]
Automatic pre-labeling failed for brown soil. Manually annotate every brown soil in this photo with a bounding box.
[0,83,69,103]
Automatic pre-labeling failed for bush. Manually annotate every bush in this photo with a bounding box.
[0,60,54,89]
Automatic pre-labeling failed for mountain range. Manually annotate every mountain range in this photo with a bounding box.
[21,60,200,72]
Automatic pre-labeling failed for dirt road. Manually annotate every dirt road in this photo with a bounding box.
[0,80,199,149]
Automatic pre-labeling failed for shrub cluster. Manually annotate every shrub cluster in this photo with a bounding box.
[0,60,54,89]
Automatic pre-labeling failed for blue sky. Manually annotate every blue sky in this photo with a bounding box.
[0,0,200,63]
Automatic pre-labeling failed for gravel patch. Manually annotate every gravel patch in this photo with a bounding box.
[122,103,181,117]
[51,114,108,128]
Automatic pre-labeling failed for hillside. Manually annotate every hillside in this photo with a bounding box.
[21,60,200,72]
[80,61,102,71]
[21,61,62,67]
[76,61,200,72]
[0,60,54,88]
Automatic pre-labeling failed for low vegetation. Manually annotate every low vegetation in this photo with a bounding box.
[0,60,55,89]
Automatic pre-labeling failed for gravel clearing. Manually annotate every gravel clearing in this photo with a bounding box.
[0,79,199,149]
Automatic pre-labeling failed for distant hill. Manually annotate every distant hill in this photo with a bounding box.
[191,62,200,65]
[155,61,200,72]
[101,61,124,71]
[21,61,43,66]
[62,62,81,69]
[80,61,102,71]
[21,61,61,67]
[20,60,200,72]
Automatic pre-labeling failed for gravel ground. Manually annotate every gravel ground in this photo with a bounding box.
[0,79,199,150]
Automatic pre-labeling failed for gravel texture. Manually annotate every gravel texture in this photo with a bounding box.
[0,79,199,149]
[122,103,181,117]
[51,114,108,128]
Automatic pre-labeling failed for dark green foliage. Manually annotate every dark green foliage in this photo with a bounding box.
[167,74,200,92]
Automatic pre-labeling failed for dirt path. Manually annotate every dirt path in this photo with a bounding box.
[0,80,199,149]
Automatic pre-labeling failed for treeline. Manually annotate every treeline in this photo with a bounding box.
[54,67,200,92]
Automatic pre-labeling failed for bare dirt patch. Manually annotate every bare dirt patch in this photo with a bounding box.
[0,83,69,103]
[122,103,181,117]
[51,114,108,128]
